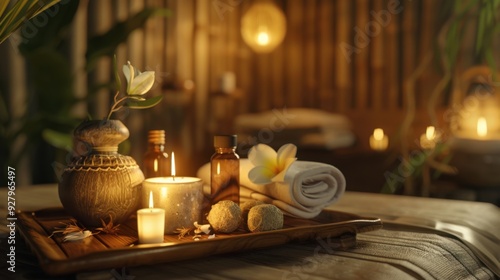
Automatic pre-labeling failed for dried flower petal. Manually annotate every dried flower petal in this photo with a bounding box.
[63,230,93,242]
[194,221,212,234]
[49,219,85,237]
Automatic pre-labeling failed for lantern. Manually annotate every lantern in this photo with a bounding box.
[241,1,287,53]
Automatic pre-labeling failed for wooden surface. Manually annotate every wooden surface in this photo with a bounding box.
[1,184,498,279]
[16,207,381,276]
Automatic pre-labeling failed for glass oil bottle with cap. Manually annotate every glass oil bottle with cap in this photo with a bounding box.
[211,135,240,205]
[143,130,169,178]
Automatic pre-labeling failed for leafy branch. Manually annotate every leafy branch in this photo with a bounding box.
[0,0,61,44]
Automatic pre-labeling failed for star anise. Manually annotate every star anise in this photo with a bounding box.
[95,214,120,235]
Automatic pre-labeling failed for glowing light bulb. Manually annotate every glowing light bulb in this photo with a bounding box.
[256,31,270,45]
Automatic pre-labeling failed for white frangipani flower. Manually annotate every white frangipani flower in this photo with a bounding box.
[248,143,297,184]
[122,61,155,96]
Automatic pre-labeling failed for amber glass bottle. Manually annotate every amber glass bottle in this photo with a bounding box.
[211,135,240,205]
[143,130,169,178]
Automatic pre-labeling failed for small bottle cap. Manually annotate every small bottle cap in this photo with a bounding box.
[148,130,165,144]
[214,135,237,148]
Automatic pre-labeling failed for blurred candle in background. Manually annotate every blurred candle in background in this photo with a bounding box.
[477,117,488,137]
[369,128,388,151]
[219,72,236,94]
[420,126,437,150]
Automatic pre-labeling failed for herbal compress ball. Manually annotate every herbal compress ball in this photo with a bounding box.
[247,204,284,232]
[207,200,241,233]
[239,200,265,229]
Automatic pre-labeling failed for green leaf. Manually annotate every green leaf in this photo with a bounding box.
[18,0,79,53]
[0,0,61,45]
[484,48,497,75]
[118,139,131,155]
[475,7,486,55]
[42,129,73,152]
[126,95,163,109]
[24,49,75,114]
[128,96,146,101]
[0,1,10,20]
[113,54,121,93]
[86,8,171,71]
[0,93,8,122]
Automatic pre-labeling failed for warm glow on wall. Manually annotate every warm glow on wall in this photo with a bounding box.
[241,1,286,53]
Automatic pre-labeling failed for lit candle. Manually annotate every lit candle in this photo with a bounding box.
[137,191,165,244]
[477,117,487,137]
[142,151,204,234]
[420,126,438,150]
[369,128,389,151]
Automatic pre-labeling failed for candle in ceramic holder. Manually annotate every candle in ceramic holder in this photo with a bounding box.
[137,191,165,244]
[142,177,204,234]
[369,128,388,151]
[449,117,500,187]
[142,152,204,234]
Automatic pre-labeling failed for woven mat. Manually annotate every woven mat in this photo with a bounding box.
[334,229,497,280]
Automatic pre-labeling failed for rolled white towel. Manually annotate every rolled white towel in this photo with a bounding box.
[197,159,346,218]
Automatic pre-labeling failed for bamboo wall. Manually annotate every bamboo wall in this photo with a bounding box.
[128,0,445,155]
[2,0,454,183]
[110,0,446,156]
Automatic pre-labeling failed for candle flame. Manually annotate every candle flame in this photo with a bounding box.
[149,191,154,208]
[171,151,176,177]
[477,117,488,137]
[373,128,384,141]
[425,126,435,140]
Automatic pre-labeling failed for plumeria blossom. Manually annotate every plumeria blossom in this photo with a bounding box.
[105,56,162,120]
[248,143,297,184]
[123,61,155,96]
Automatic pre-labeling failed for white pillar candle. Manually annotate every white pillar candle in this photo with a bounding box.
[137,191,165,244]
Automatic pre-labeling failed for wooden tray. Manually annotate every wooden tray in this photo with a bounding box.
[16,208,382,276]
